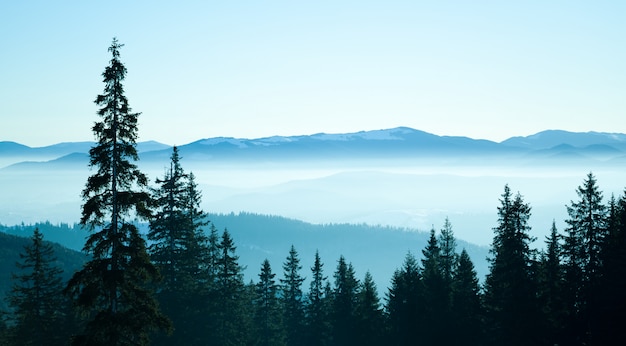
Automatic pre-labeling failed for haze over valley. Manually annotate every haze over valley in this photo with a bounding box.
[1,126,624,248]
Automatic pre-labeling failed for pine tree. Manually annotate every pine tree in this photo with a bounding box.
[355,271,384,346]
[280,245,305,346]
[536,220,566,344]
[149,147,210,345]
[562,172,608,344]
[6,229,67,345]
[438,217,457,299]
[330,256,359,345]
[483,185,538,346]
[421,228,448,345]
[65,38,169,345]
[148,146,190,290]
[213,229,249,345]
[201,223,222,344]
[451,249,483,346]
[179,171,211,344]
[254,259,285,346]
[206,223,221,288]
[386,252,423,346]
[306,250,330,346]
[181,172,211,285]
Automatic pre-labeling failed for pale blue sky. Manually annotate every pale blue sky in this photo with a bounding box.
[1,1,624,146]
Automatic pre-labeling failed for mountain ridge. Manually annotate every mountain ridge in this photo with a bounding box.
[2,126,625,170]
[4,127,626,153]
[2,128,625,247]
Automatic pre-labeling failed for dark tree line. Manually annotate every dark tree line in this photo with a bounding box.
[2,39,626,345]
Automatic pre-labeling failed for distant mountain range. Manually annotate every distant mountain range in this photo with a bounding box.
[2,127,626,169]
[2,127,625,247]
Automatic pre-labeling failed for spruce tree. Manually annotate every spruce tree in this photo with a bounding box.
[6,229,67,345]
[254,259,285,346]
[483,185,538,346]
[306,250,330,346]
[536,220,566,344]
[386,252,423,346]
[421,228,448,345]
[148,146,190,291]
[202,223,222,344]
[331,256,359,346]
[180,172,211,344]
[205,223,221,288]
[355,271,384,346]
[181,171,211,284]
[451,249,483,346]
[65,38,169,345]
[438,217,457,299]
[280,245,305,346]
[149,147,210,345]
[213,229,249,345]
[562,172,608,344]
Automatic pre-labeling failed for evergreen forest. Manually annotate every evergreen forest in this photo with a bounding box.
[1,39,625,346]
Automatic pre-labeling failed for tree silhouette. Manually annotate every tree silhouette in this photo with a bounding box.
[330,256,359,345]
[6,229,67,345]
[421,228,448,345]
[562,172,608,344]
[451,249,483,346]
[254,259,285,346]
[149,147,210,345]
[438,217,457,300]
[386,252,423,346]
[355,271,384,346]
[484,185,538,346]
[212,229,249,345]
[280,245,305,346]
[65,38,169,345]
[306,250,330,346]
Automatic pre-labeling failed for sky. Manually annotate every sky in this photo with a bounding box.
[1,1,625,147]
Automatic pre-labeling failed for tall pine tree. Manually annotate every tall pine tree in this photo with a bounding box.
[331,256,359,346]
[421,228,448,345]
[386,252,423,346]
[212,229,249,345]
[65,38,169,346]
[438,217,457,300]
[253,259,285,346]
[483,185,538,346]
[306,250,330,346]
[181,171,211,285]
[149,147,210,345]
[149,146,190,291]
[355,271,384,346]
[536,220,566,344]
[562,172,608,344]
[451,249,483,346]
[280,245,305,346]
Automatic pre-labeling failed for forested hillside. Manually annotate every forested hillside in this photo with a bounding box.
[0,222,86,251]
[0,214,490,291]
[0,231,87,311]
